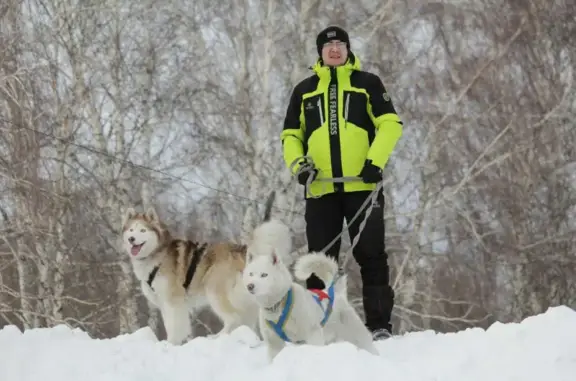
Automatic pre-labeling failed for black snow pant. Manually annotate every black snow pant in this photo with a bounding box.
[304,190,394,334]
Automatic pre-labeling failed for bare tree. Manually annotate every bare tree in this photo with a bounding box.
[0,0,223,338]
[378,0,575,332]
[1,0,573,340]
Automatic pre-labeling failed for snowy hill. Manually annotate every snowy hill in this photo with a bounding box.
[1,306,576,381]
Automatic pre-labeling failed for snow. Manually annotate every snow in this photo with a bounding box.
[2,306,576,381]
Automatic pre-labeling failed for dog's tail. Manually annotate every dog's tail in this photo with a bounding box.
[262,190,276,222]
[293,252,347,294]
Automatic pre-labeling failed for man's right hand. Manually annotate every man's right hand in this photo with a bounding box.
[297,168,318,185]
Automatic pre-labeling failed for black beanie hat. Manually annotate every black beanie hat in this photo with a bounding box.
[316,26,350,56]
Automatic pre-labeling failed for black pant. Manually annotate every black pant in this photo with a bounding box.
[304,190,394,333]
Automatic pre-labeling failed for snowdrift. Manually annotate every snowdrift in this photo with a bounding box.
[1,306,575,381]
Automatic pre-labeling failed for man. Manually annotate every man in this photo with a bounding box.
[280,26,403,340]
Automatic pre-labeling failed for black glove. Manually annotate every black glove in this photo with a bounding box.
[297,168,318,185]
[359,160,383,183]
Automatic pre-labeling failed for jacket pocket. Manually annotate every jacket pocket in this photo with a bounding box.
[303,94,324,141]
[343,90,374,142]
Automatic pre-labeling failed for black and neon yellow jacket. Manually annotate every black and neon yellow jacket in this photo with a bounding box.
[281,54,403,198]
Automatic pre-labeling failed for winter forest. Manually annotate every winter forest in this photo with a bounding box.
[0,0,574,341]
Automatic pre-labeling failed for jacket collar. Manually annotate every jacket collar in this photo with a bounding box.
[310,52,361,79]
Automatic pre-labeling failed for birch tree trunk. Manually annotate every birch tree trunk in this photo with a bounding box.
[1,0,42,328]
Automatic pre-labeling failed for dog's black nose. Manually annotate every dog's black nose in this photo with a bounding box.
[128,236,135,243]
[247,283,254,292]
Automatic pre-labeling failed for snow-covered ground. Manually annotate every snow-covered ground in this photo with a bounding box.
[2,306,575,381]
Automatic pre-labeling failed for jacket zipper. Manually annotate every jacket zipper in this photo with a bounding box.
[344,93,350,127]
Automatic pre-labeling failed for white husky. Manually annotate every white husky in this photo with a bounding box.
[242,248,379,361]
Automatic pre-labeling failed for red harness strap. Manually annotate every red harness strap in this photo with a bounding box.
[309,288,330,301]
[309,285,335,327]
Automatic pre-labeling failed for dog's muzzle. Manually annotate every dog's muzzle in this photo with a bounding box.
[130,242,145,256]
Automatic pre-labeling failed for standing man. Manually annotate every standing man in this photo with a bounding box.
[280,26,403,340]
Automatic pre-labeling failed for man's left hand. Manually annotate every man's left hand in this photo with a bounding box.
[359,160,383,183]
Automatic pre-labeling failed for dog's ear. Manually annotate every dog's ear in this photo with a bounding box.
[122,207,136,226]
[145,207,159,222]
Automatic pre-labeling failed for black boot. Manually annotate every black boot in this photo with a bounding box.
[362,285,394,340]
[371,328,393,340]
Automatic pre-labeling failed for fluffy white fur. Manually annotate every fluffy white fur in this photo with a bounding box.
[246,218,294,266]
[242,250,378,362]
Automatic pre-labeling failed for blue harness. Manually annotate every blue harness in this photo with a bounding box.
[265,282,335,343]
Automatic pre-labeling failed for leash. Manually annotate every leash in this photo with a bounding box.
[289,156,387,266]
[289,156,362,199]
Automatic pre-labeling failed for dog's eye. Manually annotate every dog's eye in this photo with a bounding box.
[249,272,253,276]
[129,229,133,232]
[261,273,268,278]
[140,229,146,233]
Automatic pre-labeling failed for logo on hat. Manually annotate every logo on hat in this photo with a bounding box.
[327,31,336,38]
